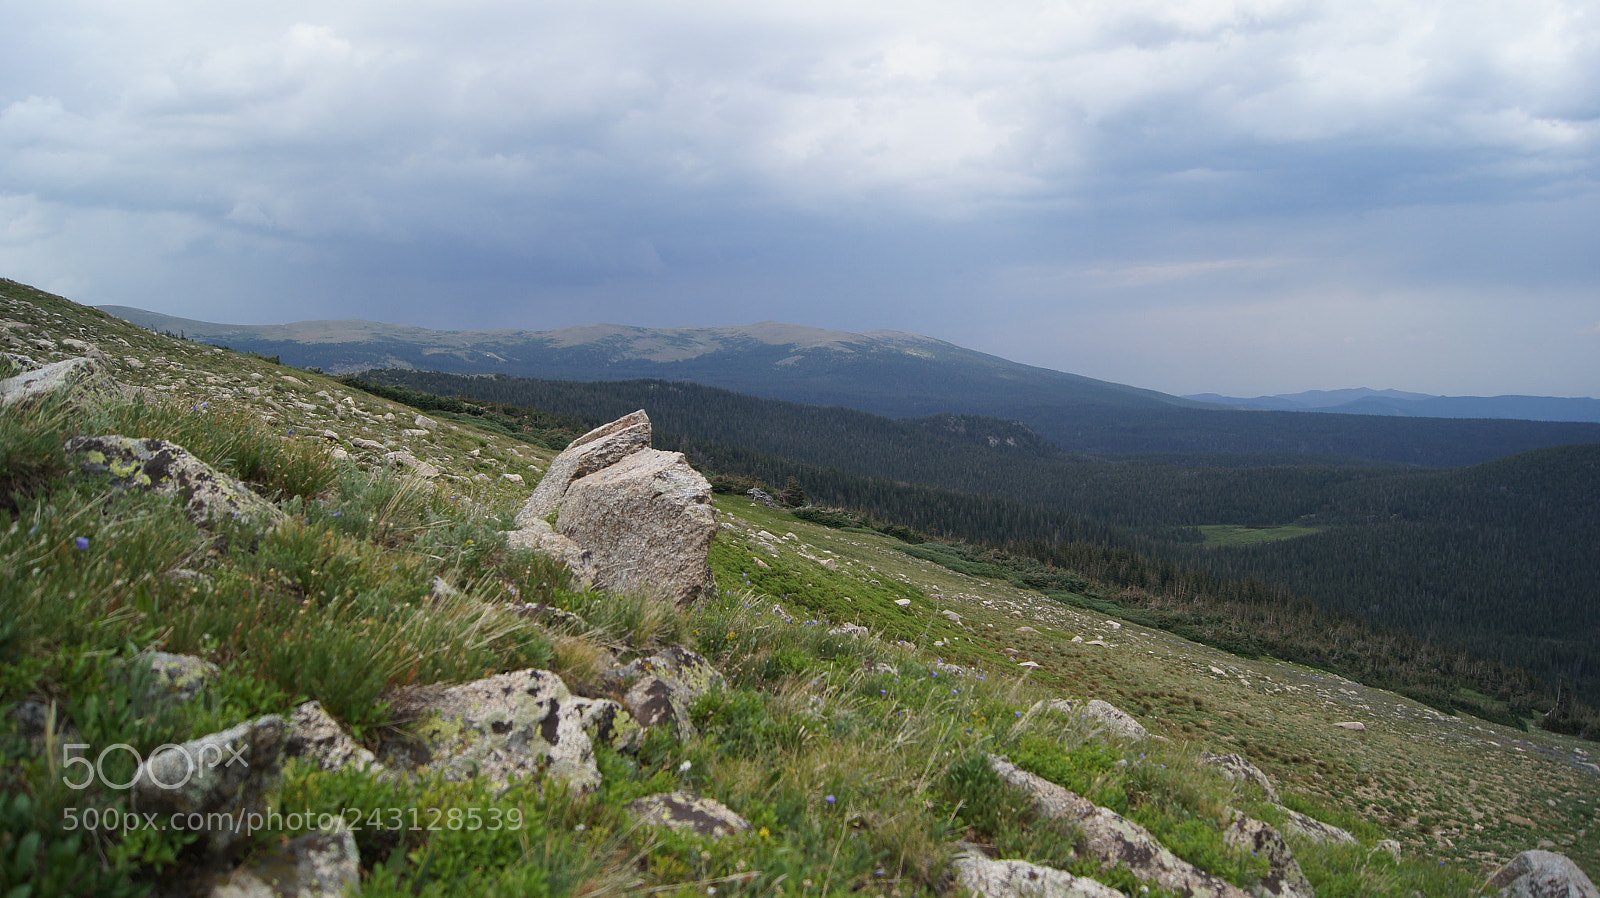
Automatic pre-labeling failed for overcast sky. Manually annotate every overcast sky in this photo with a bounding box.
[3,0,1597,397]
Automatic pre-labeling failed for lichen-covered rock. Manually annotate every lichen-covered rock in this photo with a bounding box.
[210,823,360,898]
[142,651,219,704]
[1037,699,1150,742]
[609,647,725,700]
[1274,806,1357,846]
[1486,850,1599,898]
[1200,752,1282,804]
[627,792,751,840]
[285,701,383,775]
[0,356,120,408]
[132,715,286,854]
[1223,811,1314,898]
[987,754,1251,898]
[514,410,652,527]
[380,669,623,792]
[65,435,286,527]
[555,447,717,603]
[953,851,1129,898]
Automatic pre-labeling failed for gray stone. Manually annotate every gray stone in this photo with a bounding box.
[953,851,1129,898]
[1039,699,1150,742]
[350,438,387,452]
[609,646,726,701]
[284,701,382,775]
[1223,811,1314,898]
[0,356,119,408]
[66,435,286,527]
[1200,752,1282,804]
[514,409,652,527]
[380,669,623,792]
[627,792,751,840]
[987,754,1250,898]
[746,487,779,508]
[142,651,219,704]
[210,823,360,898]
[1274,806,1357,846]
[384,450,440,478]
[132,715,286,854]
[1486,850,1599,898]
[554,446,718,604]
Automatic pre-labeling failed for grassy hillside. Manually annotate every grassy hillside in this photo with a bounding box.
[5,279,1598,895]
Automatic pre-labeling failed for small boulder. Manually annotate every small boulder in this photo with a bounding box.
[1486,850,1599,898]
[284,701,382,775]
[0,356,120,408]
[1223,811,1313,898]
[1040,699,1150,742]
[384,450,440,479]
[627,792,751,840]
[132,715,287,854]
[1199,752,1281,804]
[210,823,360,898]
[1274,806,1357,846]
[142,651,220,704]
[1332,721,1365,731]
[66,436,286,527]
[953,851,1129,898]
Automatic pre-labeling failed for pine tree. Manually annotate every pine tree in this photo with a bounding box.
[779,476,807,508]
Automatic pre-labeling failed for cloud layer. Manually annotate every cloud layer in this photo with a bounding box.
[3,0,1597,395]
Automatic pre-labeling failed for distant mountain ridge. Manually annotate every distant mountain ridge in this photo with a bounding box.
[1189,388,1600,424]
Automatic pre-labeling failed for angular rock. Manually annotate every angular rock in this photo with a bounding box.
[380,669,622,792]
[609,646,726,700]
[1039,699,1150,742]
[350,438,387,453]
[1274,806,1357,846]
[1332,722,1365,731]
[987,754,1251,898]
[626,792,751,840]
[1223,811,1314,898]
[1200,752,1282,804]
[384,450,440,479]
[622,676,697,739]
[554,446,717,604]
[0,356,119,408]
[954,851,1129,898]
[514,409,652,527]
[132,715,286,853]
[284,701,382,774]
[210,823,360,898]
[504,520,599,587]
[66,435,286,527]
[1486,850,1599,898]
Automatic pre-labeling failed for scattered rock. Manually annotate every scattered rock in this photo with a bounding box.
[1223,811,1313,898]
[1199,752,1282,804]
[210,823,360,898]
[1486,850,1599,898]
[132,715,287,853]
[0,356,121,408]
[508,603,591,631]
[413,414,439,431]
[284,701,382,775]
[1274,806,1358,845]
[380,669,622,792]
[384,450,440,478]
[66,436,287,527]
[746,487,779,508]
[987,754,1250,898]
[502,473,525,484]
[953,851,1129,898]
[1332,722,1366,731]
[1039,699,1149,742]
[628,792,751,840]
[1374,840,1403,860]
[142,651,219,704]
[830,623,871,638]
[350,438,387,452]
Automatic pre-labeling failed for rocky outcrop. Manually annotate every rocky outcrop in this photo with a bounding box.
[1223,811,1314,898]
[626,792,752,840]
[1486,850,1599,898]
[379,669,624,792]
[0,356,120,408]
[1200,752,1282,804]
[953,851,1129,898]
[608,647,725,739]
[209,824,360,898]
[507,411,717,604]
[132,715,287,854]
[66,436,286,527]
[1275,807,1357,846]
[987,754,1251,898]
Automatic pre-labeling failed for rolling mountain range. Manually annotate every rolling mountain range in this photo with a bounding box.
[102,306,1600,467]
[1189,388,1600,423]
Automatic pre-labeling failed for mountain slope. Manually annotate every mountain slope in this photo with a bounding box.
[1191,388,1600,423]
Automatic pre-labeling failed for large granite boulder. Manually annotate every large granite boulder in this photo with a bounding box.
[132,715,287,854]
[379,669,624,792]
[66,435,286,527]
[987,754,1251,898]
[953,851,1129,898]
[508,411,717,604]
[1486,850,1599,898]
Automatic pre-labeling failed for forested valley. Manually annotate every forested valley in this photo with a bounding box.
[347,371,1600,736]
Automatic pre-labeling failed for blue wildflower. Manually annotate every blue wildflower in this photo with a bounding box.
[74,537,90,550]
